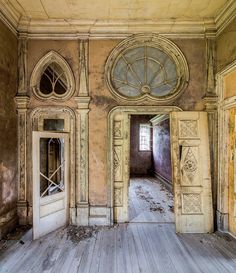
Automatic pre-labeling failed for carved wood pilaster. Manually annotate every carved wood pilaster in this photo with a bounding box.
[14,96,30,225]
[18,37,28,94]
[79,39,89,96]
[203,96,218,228]
[205,38,216,97]
[75,97,90,225]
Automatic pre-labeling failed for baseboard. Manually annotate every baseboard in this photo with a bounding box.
[216,210,229,231]
[0,208,18,239]
[89,206,111,226]
[154,171,173,192]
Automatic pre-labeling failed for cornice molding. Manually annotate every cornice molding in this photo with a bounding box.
[16,18,217,39]
[215,0,236,36]
[0,10,17,36]
[0,1,235,39]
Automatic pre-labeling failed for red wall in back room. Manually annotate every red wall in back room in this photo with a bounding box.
[152,119,172,182]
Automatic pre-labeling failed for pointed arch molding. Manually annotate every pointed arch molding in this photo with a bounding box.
[30,51,75,101]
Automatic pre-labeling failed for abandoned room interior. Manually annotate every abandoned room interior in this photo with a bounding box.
[1,0,236,272]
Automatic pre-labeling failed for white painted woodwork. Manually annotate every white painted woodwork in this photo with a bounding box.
[32,131,69,240]
[113,112,130,222]
[170,111,213,233]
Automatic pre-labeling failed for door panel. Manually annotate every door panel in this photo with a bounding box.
[171,112,213,233]
[113,112,130,222]
[33,131,69,239]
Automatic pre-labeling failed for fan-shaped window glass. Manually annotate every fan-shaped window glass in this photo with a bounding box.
[106,34,189,102]
[40,62,67,95]
[113,46,177,98]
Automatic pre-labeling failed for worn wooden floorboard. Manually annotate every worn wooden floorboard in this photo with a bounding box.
[1,223,236,273]
[1,177,236,272]
[129,177,174,223]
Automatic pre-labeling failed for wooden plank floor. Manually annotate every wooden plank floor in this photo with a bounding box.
[1,224,236,273]
[129,176,174,223]
[1,177,236,273]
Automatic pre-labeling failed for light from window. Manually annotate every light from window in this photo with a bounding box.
[139,124,151,151]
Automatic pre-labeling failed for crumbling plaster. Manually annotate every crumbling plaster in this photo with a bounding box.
[0,20,18,237]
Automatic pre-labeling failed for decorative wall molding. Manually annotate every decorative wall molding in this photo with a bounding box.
[30,51,75,101]
[75,96,91,226]
[14,95,30,225]
[0,0,235,39]
[78,39,89,96]
[105,34,189,103]
[18,37,28,94]
[107,105,182,224]
[89,206,110,226]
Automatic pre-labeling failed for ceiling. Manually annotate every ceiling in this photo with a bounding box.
[0,0,235,37]
[2,0,230,20]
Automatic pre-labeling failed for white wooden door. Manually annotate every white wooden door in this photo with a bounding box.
[33,131,69,239]
[170,112,213,233]
[113,112,130,222]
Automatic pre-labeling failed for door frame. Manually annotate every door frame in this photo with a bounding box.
[32,131,70,239]
[107,105,182,224]
[217,60,236,233]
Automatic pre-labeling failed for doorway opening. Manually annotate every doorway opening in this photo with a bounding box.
[129,114,174,223]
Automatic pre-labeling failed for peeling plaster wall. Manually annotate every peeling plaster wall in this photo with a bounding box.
[25,38,206,208]
[153,119,172,182]
[216,17,236,72]
[130,115,154,176]
[0,21,18,237]
[88,38,206,206]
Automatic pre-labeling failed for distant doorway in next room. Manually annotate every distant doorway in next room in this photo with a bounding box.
[129,114,174,223]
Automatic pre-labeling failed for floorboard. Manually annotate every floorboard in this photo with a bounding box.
[1,224,236,273]
[129,176,174,223]
[1,177,236,273]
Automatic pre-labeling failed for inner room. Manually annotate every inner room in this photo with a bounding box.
[129,114,174,223]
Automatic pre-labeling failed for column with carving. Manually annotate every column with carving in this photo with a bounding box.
[203,38,218,228]
[15,36,30,225]
[75,39,91,225]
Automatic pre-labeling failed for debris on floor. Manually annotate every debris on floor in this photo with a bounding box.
[67,224,119,243]
[67,225,99,243]
[135,184,166,213]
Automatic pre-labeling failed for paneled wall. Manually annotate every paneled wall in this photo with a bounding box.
[0,21,18,237]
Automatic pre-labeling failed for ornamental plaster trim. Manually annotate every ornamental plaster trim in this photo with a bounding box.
[30,51,75,101]
[107,105,182,224]
[105,34,189,103]
[0,0,236,38]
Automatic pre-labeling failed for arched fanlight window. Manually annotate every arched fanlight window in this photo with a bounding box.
[30,51,75,100]
[105,34,189,102]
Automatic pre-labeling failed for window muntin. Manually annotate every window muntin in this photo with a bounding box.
[105,34,189,102]
[30,51,75,101]
[39,62,67,96]
[139,123,151,151]
[112,46,178,99]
